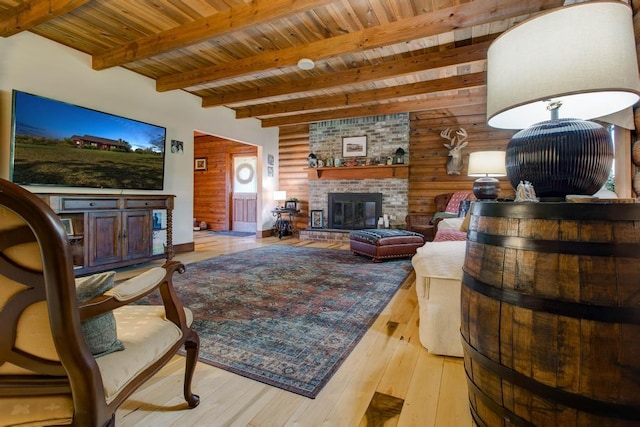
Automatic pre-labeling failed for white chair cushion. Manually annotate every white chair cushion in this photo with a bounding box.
[96,305,193,404]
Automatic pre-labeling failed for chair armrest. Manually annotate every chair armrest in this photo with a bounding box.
[106,267,167,302]
[78,261,186,321]
[405,214,434,227]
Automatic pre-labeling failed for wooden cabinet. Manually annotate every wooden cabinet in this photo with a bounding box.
[87,210,151,267]
[39,193,174,275]
[123,210,152,261]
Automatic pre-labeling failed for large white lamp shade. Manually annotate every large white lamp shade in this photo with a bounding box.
[485,2,640,198]
[487,2,640,130]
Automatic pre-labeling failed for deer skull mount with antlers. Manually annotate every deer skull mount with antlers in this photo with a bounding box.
[441,127,469,175]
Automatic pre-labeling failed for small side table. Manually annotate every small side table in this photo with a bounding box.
[271,208,300,239]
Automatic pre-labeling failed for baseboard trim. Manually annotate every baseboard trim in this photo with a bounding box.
[258,229,272,239]
[174,241,195,253]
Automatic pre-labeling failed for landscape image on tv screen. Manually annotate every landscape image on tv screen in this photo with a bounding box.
[11,90,166,190]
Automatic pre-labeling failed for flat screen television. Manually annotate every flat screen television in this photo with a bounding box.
[10,90,166,190]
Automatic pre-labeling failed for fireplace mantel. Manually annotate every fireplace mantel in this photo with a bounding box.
[307,164,408,180]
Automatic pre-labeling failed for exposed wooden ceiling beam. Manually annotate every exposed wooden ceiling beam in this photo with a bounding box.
[0,0,89,37]
[202,41,491,107]
[260,89,487,127]
[157,0,559,92]
[234,72,486,118]
[92,0,335,70]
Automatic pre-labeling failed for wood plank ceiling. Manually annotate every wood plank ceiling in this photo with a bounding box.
[0,0,564,128]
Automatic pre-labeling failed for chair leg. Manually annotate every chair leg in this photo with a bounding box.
[183,330,200,408]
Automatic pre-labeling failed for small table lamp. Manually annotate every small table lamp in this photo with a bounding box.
[486,2,640,199]
[274,190,287,208]
[468,151,506,200]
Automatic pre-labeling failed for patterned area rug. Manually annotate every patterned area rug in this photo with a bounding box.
[162,245,412,398]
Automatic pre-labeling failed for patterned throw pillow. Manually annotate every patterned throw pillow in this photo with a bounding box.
[75,271,124,357]
[444,191,471,214]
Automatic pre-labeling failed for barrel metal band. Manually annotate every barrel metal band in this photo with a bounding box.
[471,201,640,221]
[461,336,640,420]
[465,370,534,427]
[467,230,640,258]
[462,272,640,324]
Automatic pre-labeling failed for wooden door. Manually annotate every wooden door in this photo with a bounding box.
[231,155,257,232]
[87,211,121,267]
[122,210,151,261]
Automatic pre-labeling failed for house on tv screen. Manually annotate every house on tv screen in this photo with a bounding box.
[71,134,128,151]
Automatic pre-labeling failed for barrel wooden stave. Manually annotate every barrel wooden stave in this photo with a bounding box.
[462,202,640,426]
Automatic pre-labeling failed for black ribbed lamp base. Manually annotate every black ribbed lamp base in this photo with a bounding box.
[506,119,613,198]
[473,177,500,200]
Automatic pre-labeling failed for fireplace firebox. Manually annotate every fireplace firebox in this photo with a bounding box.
[328,192,383,230]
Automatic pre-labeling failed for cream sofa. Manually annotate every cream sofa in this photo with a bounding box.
[411,240,466,357]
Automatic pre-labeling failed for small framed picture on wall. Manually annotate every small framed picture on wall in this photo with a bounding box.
[195,157,207,171]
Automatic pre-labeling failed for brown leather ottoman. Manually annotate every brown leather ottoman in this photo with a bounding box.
[349,229,425,262]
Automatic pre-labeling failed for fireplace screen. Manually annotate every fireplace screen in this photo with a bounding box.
[328,193,382,229]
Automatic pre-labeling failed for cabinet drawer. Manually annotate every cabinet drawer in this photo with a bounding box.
[125,198,168,209]
[61,198,119,211]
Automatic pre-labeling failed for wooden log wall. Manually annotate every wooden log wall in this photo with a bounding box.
[409,105,516,216]
[278,124,310,232]
[276,109,516,229]
[193,134,257,231]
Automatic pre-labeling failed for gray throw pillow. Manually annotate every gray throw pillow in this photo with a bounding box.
[75,271,124,357]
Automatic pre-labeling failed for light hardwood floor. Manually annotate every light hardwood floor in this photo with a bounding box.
[114,232,473,426]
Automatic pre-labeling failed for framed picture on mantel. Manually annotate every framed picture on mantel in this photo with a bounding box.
[342,136,367,157]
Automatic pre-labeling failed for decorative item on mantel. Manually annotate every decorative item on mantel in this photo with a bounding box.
[441,127,468,175]
[393,147,405,164]
[307,153,317,168]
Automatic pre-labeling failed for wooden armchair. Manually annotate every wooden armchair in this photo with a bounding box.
[0,178,199,426]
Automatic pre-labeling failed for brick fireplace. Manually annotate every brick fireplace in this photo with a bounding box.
[302,113,410,240]
[308,178,408,228]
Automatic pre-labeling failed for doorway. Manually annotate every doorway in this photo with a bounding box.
[231,154,257,232]
[193,133,258,233]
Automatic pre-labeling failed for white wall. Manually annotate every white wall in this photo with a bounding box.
[0,32,279,244]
